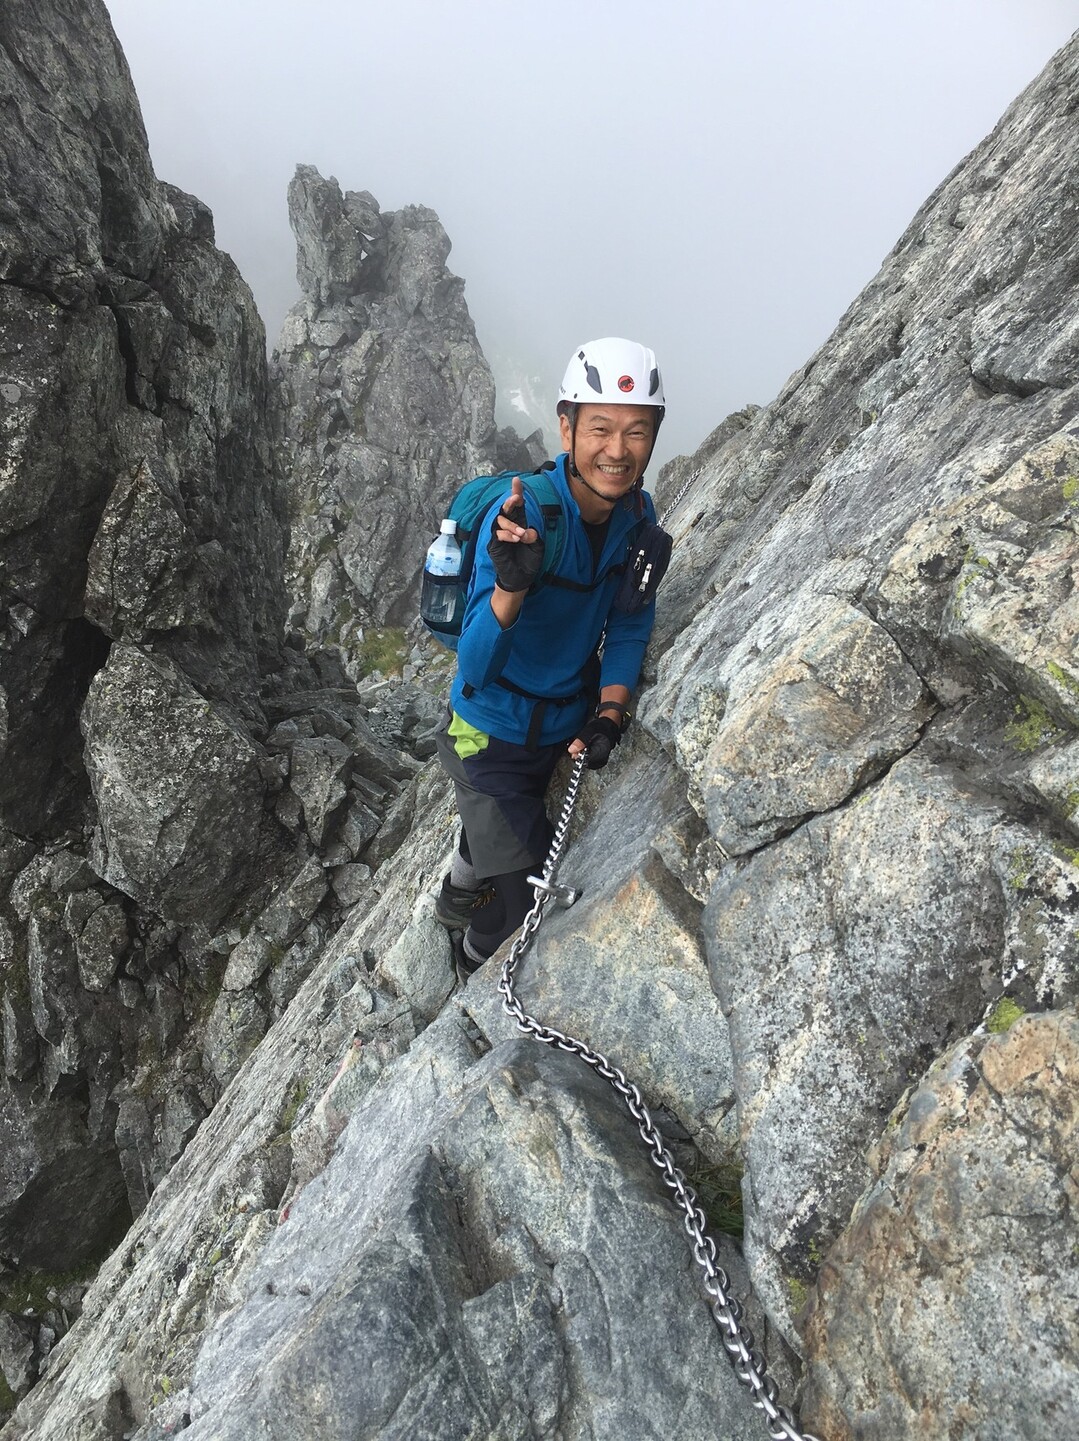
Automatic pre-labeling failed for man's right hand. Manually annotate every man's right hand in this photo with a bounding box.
[487,476,544,592]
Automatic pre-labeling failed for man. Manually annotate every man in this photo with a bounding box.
[434,337,665,972]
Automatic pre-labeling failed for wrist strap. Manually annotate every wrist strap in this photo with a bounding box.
[596,700,631,730]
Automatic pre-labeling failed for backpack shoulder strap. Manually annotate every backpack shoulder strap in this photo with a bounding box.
[520,468,567,584]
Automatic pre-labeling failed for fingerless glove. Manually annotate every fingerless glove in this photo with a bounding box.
[488,500,544,592]
[574,715,622,770]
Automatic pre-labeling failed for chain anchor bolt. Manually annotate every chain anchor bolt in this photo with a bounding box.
[527,876,582,908]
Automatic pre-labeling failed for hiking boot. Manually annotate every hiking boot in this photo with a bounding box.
[434,875,495,930]
[450,930,487,985]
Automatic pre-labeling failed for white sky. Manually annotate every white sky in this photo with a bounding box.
[103,0,1077,468]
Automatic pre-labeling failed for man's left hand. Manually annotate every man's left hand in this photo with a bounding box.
[570,715,622,769]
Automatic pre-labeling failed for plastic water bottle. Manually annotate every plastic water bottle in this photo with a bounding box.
[420,519,462,628]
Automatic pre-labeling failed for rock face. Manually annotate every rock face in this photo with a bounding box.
[801,1009,1079,1440]
[274,166,543,670]
[634,30,1079,1430]
[5,14,1079,1441]
[0,0,420,1404]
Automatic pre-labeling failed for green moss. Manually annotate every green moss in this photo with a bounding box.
[358,626,409,678]
[0,1257,99,1318]
[685,1157,744,1240]
[1054,842,1079,868]
[279,1078,310,1133]
[1009,847,1035,891]
[1004,695,1065,753]
[1064,789,1079,819]
[987,997,1025,1034]
[787,1276,809,1313]
[955,547,993,600]
[1046,660,1079,697]
[1063,475,1079,504]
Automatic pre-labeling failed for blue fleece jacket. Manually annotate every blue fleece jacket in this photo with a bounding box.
[450,453,656,747]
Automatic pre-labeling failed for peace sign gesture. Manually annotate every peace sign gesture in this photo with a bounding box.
[487,476,544,592]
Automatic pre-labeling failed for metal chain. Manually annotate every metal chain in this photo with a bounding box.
[498,754,821,1441]
[658,465,702,528]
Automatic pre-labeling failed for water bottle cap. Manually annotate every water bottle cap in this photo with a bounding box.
[439,519,457,535]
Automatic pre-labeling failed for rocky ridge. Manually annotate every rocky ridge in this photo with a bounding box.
[274,165,544,675]
[1,9,1077,1441]
[0,0,459,1407]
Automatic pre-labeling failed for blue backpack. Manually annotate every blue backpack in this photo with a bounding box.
[421,467,567,647]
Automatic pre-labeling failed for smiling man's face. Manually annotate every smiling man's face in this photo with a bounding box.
[559,404,656,511]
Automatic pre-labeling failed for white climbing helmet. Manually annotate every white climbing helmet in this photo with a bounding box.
[558,337,665,410]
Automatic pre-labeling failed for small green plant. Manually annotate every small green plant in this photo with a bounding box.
[150,1374,174,1407]
[1054,842,1079,869]
[279,1077,310,1132]
[1046,660,1079,697]
[987,997,1025,1034]
[1062,475,1079,504]
[685,1156,745,1239]
[1009,847,1035,891]
[1004,695,1065,753]
[358,626,408,677]
[787,1276,809,1312]
[0,1257,100,1318]
[954,546,993,601]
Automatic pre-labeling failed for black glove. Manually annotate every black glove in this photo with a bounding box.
[574,715,622,770]
[488,497,544,592]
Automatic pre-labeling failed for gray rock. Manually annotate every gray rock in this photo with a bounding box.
[81,646,269,930]
[644,591,934,853]
[0,0,167,303]
[801,1010,1079,1441]
[706,735,1079,1342]
[274,167,538,669]
[26,910,80,1050]
[288,168,384,309]
[72,903,129,992]
[328,862,372,910]
[84,452,206,640]
[202,989,271,1090]
[186,1026,761,1441]
[873,426,1079,720]
[222,857,327,992]
[0,1082,130,1270]
[1024,735,1079,836]
[2,994,38,1081]
[464,741,739,1163]
[288,735,353,849]
[0,1311,35,1402]
[373,897,454,1024]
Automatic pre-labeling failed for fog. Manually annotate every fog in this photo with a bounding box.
[103,0,1076,468]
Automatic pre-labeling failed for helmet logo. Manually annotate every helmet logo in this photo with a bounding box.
[617,374,635,393]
